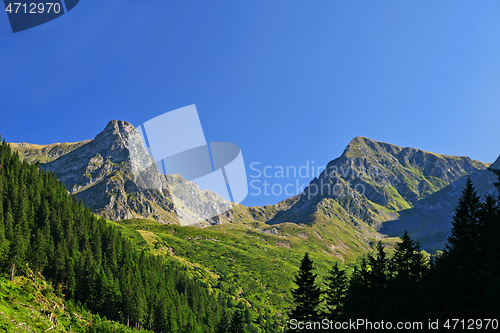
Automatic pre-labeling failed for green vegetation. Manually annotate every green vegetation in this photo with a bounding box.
[112,218,345,319]
[4,130,498,332]
[0,138,279,332]
[0,274,147,332]
[289,253,322,324]
[287,174,500,331]
[430,176,500,319]
[8,141,89,164]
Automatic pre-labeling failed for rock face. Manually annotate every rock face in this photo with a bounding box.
[258,137,493,252]
[40,120,177,223]
[165,174,232,226]
[10,125,498,253]
[10,120,233,226]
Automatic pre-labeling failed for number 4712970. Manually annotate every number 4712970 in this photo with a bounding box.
[5,2,62,14]
[443,319,498,330]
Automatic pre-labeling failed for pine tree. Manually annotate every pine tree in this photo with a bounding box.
[479,170,500,316]
[368,243,390,285]
[290,253,322,325]
[387,231,428,321]
[0,195,8,269]
[31,228,48,285]
[390,231,428,282]
[435,177,484,318]
[342,243,389,320]
[445,177,482,260]
[323,262,348,321]
[228,309,246,333]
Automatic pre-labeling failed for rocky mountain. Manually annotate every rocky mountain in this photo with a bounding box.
[10,140,91,164]
[10,120,232,226]
[165,173,232,226]
[10,124,498,254]
[15,121,178,222]
[243,137,494,252]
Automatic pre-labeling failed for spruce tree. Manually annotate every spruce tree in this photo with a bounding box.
[437,177,484,318]
[0,196,8,269]
[290,253,322,324]
[445,177,482,259]
[387,231,428,321]
[228,309,246,333]
[480,170,500,316]
[368,242,390,284]
[324,262,348,321]
[342,243,389,320]
[390,231,427,282]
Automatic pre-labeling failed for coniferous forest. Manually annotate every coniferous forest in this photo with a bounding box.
[2,132,500,332]
[289,173,500,331]
[0,138,275,332]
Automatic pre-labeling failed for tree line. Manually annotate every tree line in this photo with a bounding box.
[289,171,500,331]
[0,137,278,333]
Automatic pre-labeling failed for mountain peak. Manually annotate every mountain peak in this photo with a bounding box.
[104,119,131,131]
[342,136,402,159]
[348,136,373,144]
[39,120,176,222]
[99,120,135,141]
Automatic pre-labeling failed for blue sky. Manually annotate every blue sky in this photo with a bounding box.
[1,0,499,207]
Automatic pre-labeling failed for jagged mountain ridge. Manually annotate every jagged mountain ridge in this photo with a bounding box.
[11,120,232,225]
[11,120,176,223]
[37,121,177,222]
[9,140,91,164]
[9,122,497,253]
[380,154,499,252]
[261,137,487,223]
[248,137,492,251]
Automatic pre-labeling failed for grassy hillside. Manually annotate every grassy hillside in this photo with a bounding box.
[9,141,90,164]
[0,274,145,332]
[255,137,489,253]
[112,217,400,317]
[10,128,490,256]
[0,139,272,333]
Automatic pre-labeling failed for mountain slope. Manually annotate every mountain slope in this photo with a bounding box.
[0,275,146,333]
[10,121,234,226]
[0,140,268,332]
[9,140,90,164]
[33,121,177,223]
[10,125,494,254]
[272,137,487,223]
[379,155,499,252]
[244,137,490,252]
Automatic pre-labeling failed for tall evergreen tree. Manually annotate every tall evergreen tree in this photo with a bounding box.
[228,309,246,333]
[435,177,485,318]
[479,169,500,316]
[290,253,322,324]
[445,177,482,259]
[390,231,428,282]
[387,231,428,321]
[342,243,389,320]
[0,199,8,269]
[323,262,348,321]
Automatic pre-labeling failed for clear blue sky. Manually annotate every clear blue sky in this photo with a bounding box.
[1,0,499,207]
